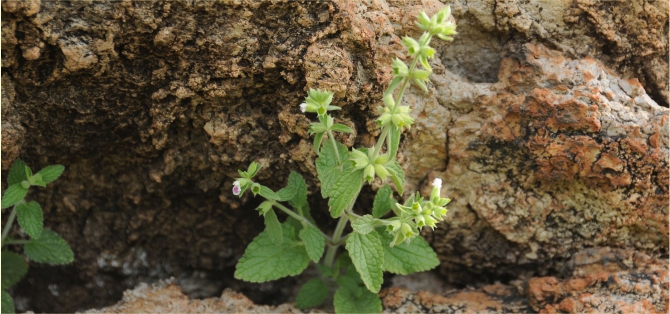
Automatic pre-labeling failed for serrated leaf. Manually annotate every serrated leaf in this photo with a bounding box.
[333,284,382,314]
[328,166,364,218]
[1,185,28,209]
[259,186,280,201]
[2,290,14,314]
[288,177,311,211]
[386,161,405,196]
[331,124,354,133]
[387,125,401,158]
[286,172,308,210]
[295,278,329,309]
[264,209,283,244]
[299,226,325,263]
[345,231,383,293]
[7,160,27,186]
[37,165,65,183]
[351,215,377,235]
[372,185,394,218]
[276,171,300,201]
[1,252,27,290]
[316,141,349,198]
[379,231,440,275]
[234,224,310,282]
[16,201,43,239]
[23,230,74,265]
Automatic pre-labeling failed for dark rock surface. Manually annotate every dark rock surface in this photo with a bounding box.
[1,0,667,312]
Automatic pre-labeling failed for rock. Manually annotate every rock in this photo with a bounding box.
[82,247,667,313]
[0,0,667,312]
[82,278,311,313]
[427,43,668,283]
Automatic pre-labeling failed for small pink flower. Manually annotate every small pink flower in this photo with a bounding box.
[432,178,442,189]
[232,180,241,196]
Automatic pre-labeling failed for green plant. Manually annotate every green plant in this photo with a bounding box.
[233,6,457,313]
[1,160,73,314]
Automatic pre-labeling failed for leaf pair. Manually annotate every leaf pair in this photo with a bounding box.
[234,222,326,283]
[345,228,440,294]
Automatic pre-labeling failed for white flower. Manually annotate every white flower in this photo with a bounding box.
[232,180,241,196]
[432,178,442,189]
[299,103,307,113]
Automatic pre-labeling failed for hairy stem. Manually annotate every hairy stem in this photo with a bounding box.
[324,215,349,267]
[2,239,29,246]
[327,130,342,164]
[271,201,332,242]
[1,206,18,243]
[392,56,420,113]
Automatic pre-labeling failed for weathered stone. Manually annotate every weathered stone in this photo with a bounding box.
[426,43,668,283]
[82,247,667,313]
[1,0,667,312]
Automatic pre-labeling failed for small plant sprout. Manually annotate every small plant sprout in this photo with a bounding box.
[1,160,74,314]
[232,6,456,313]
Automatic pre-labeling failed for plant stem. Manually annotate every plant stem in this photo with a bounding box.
[323,215,349,267]
[392,56,420,113]
[328,130,341,164]
[371,53,421,159]
[271,201,332,242]
[1,207,17,243]
[372,126,390,158]
[2,239,29,246]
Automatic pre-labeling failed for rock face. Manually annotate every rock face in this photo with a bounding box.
[1,0,667,312]
[83,247,667,313]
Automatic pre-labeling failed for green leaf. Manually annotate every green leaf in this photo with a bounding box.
[1,290,14,314]
[387,125,401,158]
[379,231,440,275]
[273,171,308,214]
[345,231,383,293]
[7,160,27,186]
[259,186,280,201]
[264,209,283,244]
[372,185,394,218]
[331,124,354,133]
[315,141,349,198]
[1,185,28,209]
[23,166,32,180]
[385,161,405,196]
[23,230,74,265]
[313,132,325,153]
[295,278,329,309]
[299,226,325,263]
[286,172,308,210]
[333,284,382,314]
[234,224,310,282]
[351,215,377,235]
[276,171,300,201]
[328,165,364,218]
[16,201,43,239]
[1,252,27,290]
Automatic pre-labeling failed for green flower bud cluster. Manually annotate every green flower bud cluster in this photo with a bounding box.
[350,148,390,183]
[416,6,458,42]
[300,88,341,117]
[377,95,413,130]
[233,161,261,196]
[385,179,450,246]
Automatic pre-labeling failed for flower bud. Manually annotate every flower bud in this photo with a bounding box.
[251,183,261,196]
[364,164,376,183]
